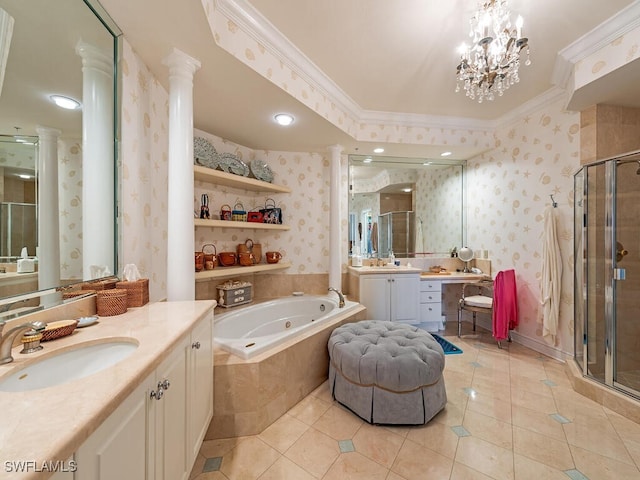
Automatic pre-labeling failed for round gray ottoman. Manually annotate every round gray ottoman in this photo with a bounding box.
[328,320,447,425]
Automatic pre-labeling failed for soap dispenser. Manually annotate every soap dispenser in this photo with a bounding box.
[388,249,395,265]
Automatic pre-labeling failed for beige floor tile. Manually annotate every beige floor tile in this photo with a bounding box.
[385,471,407,480]
[258,413,309,454]
[380,424,412,438]
[200,437,249,459]
[465,393,513,424]
[190,454,206,479]
[284,427,340,479]
[571,444,640,480]
[352,423,404,468]
[510,387,557,414]
[257,456,315,480]
[391,439,453,480]
[312,403,364,441]
[511,404,566,442]
[434,398,468,426]
[196,472,230,480]
[562,414,635,465]
[509,375,554,398]
[455,436,514,480]
[512,426,574,471]
[322,452,389,480]
[287,394,332,426]
[471,376,512,401]
[220,437,280,480]
[462,409,513,450]
[406,420,460,459]
[310,380,335,404]
[512,453,569,480]
[449,462,494,480]
[551,385,608,421]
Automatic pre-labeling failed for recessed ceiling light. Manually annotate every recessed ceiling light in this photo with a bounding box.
[274,113,294,126]
[441,151,452,157]
[402,188,412,193]
[50,95,81,110]
[373,147,384,153]
[363,157,372,163]
[18,174,32,179]
[423,162,432,166]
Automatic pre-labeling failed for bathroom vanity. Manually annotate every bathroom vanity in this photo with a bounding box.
[0,301,215,480]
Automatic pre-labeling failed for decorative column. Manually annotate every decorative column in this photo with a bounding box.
[36,126,61,291]
[328,145,343,290]
[76,42,114,279]
[162,48,201,301]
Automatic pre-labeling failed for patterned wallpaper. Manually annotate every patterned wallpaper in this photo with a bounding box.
[119,40,170,301]
[467,98,580,356]
[58,137,83,281]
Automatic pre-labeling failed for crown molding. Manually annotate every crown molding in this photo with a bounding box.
[552,1,640,89]
[358,110,496,133]
[496,86,570,128]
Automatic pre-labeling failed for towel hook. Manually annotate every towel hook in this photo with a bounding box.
[549,194,557,208]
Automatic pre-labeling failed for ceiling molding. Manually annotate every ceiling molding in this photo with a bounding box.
[496,86,570,128]
[358,110,496,133]
[552,0,640,89]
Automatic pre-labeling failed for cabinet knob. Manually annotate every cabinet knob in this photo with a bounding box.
[159,379,170,390]
[150,388,164,401]
[192,341,201,349]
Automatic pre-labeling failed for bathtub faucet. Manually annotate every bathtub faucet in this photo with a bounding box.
[328,287,345,308]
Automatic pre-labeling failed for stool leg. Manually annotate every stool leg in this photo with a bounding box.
[472,312,476,332]
[458,308,462,337]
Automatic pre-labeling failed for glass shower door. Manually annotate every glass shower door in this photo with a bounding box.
[613,155,640,394]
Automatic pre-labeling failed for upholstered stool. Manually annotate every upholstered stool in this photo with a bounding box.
[328,320,447,425]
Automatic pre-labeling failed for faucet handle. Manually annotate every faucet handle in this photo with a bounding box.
[29,321,46,333]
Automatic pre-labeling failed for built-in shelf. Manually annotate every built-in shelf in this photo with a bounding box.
[195,262,291,281]
[194,219,290,231]
[194,165,291,194]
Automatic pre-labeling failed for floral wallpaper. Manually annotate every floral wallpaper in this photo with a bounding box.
[58,137,83,281]
[119,40,170,301]
[467,98,580,357]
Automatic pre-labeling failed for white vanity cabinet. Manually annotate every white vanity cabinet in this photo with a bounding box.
[75,313,213,480]
[358,272,420,324]
[420,280,443,332]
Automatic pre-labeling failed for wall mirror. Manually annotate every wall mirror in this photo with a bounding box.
[0,0,120,314]
[349,154,466,259]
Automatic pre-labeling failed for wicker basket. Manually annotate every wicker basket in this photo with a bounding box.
[82,279,117,291]
[63,289,96,300]
[115,279,150,307]
[41,320,78,342]
[96,289,128,316]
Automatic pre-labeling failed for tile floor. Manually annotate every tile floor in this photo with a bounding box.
[190,326,640,480]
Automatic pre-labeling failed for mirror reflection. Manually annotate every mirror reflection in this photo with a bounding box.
[349,155,465,259]
[0,0,119,310]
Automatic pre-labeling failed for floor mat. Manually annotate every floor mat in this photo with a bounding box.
[430,333,463,355]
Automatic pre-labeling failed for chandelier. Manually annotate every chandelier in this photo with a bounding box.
[455,0,531,103]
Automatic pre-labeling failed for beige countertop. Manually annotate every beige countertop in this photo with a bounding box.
[0,300,216,479]
[347,266,422,275]
[348,266,486,283]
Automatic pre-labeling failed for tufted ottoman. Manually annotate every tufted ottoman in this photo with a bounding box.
[328,320,447,425]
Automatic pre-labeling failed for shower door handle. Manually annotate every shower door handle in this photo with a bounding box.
[613,268,626,281]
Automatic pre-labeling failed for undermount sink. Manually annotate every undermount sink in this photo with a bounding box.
[0,339,138,392]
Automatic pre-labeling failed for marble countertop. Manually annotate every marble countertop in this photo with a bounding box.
[347,266,422,275]
[0,300,216,479]
[348,266,486,283]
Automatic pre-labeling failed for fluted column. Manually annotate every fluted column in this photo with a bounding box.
[36,126,61,291]
[328,144,343,290]
[76,42,114,279]
[162,48,201,301]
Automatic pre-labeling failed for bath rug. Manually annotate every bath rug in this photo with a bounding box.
[430,333,463,355]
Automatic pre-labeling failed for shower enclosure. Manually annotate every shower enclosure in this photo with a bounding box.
[377,211,415,258]
[574,151,640,398]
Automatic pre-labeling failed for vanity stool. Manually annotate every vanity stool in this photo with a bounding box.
[328,320,447,425]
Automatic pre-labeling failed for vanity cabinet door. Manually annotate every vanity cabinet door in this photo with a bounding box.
[188,313,214,464]
[74,379,151,480]
[391,274,420,324]
[154,336,190,480]
[359,275,392,320]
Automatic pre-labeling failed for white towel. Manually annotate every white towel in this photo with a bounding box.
[540,205,562,345]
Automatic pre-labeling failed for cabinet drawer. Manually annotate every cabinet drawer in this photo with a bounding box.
[421,303,442,322]
[420,291,441,303]
[420,281,442,293]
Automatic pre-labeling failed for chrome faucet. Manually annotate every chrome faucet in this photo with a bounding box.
[0,320,46,365]
[328,287,345,308]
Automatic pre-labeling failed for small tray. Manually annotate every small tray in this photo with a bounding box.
[41,320,78,342]
[77,316,99,328]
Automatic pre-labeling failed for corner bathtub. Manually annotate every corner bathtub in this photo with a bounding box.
[214,295,360,359]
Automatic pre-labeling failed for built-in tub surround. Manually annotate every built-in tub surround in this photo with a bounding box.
[0,301,215,475]
[207,299,366,439]
[215,295,359,359]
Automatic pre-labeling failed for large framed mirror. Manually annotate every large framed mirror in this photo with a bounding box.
[349,154,466,259]
[0,0,120,312]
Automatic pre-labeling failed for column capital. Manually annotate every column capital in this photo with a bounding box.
[327,144,344,156]
[162,48,201,78]
[36,126,62,139]
[76,41,113,74]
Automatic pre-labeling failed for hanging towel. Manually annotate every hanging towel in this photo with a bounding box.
[492,269,518,341]
[539,205,562,345]
[415,217,424,254]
